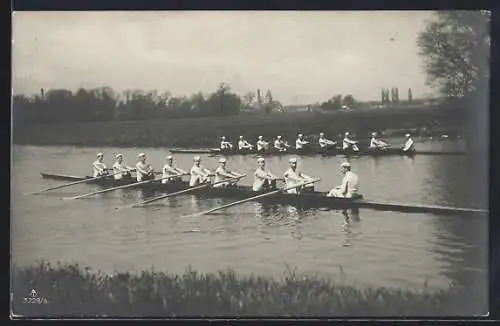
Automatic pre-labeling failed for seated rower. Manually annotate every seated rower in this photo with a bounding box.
[190,156,212,186]
[213,157,245,188]
[253,157,279,191]
[256,136,270,152]
[283,157,315,194]
[136,153,155,182]
[112,153,134,180]
[318,132,337,151]
[342,132,359,152]
[162,155,188,184]
[369,132,390,150]
[295,134,309,150]
[238,136,254,152]
[401,133,415,153]
[220,136,233,151]
[273,135,290,152]
[93,152,109,178]
[327,162,361,198]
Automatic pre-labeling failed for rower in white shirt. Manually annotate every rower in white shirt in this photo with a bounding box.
[327,162,361,198]
[256,136,270,152]
[342,132,359,152]
[213,157,245,188]
[135,153,155,182]
[401,133,415,153]
[189,156,212,187]
[295,134,309,150]
[162,155,188,184]
[93,152,109,178]
[369,132,390,150]
[220,136,233,151]
[112,153,134,180]
[318,132,337,151]
[273,135,290,152]
[283,157,315,194]
[238,136,253,152]
[253,157,279,191]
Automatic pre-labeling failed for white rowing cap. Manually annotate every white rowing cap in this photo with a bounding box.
[194,156,201,161]
[341,162,351,168]
[138,153,146,158]
[221,136,226,140]
[298,134,303,137]
[166,155,173,160]
[319,132,324,137]
[289,157,298,163]
[345,132,350,136]
[277,135,282,139]
[115,153,123,159]
[258,135,263,140]
[97,152,104,157]
[257,157,265,163]
[218,157,227,163]
[239,136,244,139]
[405,133,411,138]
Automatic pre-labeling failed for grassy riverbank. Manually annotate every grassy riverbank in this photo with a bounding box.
[11,262,474,317]
[12,105,467,148]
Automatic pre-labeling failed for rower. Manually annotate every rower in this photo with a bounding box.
[369,132,390,150]
[256,136,269,152]
[295,134,309,150]
[253,157,279,191]
[93,152,109,178]
[273,135,290,152]
[190,156,212,187]
[401,133,415,153]
[283,157,315,194]
[238,136,253,152]
[220,136,233,151]
[327,162,360,198]
[342,132,359,152]
[213,157,245,188]
[318,132,337,152]
[135,153,155,182]
[162,155,188,184]
[112,153,134,180]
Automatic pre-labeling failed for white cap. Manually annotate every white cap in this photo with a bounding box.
[319,132,324,137]
[239,135,243,139]
[115,153,123,158]
[258,136,263,139]
[277,135,281,139]
[257,157,265,163]
[167,155,173,160]
[345,132,350,136]
[289,157,298,163]
[221,136,226,140]
[372,132,377,136]
[405,133,411,137]
[219,157,227,163]
[341,162,351,168]
[298,134,303,137]
[194,156,201,161]
[97,152,104,157]
[138,153,146,158]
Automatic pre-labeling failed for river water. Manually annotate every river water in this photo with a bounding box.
[10,140,488,312]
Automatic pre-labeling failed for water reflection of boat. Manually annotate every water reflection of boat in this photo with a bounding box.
[342,208,362,247]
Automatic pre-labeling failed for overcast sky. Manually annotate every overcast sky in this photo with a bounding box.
[12,11,437,104]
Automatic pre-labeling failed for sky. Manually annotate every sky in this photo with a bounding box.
[12,11,438,104]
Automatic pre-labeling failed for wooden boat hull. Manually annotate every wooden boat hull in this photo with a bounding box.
[40,172,486,216]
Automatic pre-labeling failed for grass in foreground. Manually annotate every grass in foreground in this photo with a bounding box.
[11,262,468,317]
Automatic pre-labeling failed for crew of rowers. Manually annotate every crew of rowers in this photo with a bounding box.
[219,132,415,153]
[92,153,360,198]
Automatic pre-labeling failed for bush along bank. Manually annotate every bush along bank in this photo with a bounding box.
[11,262,472,317]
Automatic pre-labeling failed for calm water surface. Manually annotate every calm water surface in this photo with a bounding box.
[11,141,488,301]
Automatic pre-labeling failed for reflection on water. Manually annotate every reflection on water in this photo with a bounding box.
[10,144,488,305]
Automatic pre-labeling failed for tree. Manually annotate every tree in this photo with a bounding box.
[408,88,413,104]
[342,94,355,108]
[416,11,490,98]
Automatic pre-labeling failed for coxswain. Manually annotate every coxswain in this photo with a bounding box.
[112,153,134,180]
[162,155,188,184]
[295,134,309,150]
[93,152,109,178]
[189,156,212,186]
[238,136,253,152]
[274,135,290,152]
[253,157,279,191]
[327,162,360,198]
[369,132,390,149]
[318,132,337,151]
[135,153,155,182]
[213,157,245,188]
[256,136,269,152]
[401,133,415,153]
[342,132,359,152]
[220,136,233,151]
[283,157,315,194]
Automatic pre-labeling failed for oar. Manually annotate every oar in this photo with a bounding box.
[117,174,247,210]
[23,169,131,195]
[183,178,321,218]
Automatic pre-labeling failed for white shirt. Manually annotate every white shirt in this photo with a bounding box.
[274,139,283,149]
[190,164,210,186]
[370,137,388,148]
[112,161,131,180]
[220,141,233,150]
[256,140,268,151]
[403,138,415,151]
[238,140,252,150]
[283,168,312,194]
[343,137,357,150]
[296,138,308,149]
[136,161,153,182]
[93,160,107,177]
[162,163,181,183]
[318,137,335,148]
[213,165,236,187]
[253,168,275,191]
[339,171,359,198]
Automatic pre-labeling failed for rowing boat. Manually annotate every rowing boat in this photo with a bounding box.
[40,172,486,216]
[169,147,466,157]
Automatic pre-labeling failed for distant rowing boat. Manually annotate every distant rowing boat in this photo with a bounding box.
[169,147,466,157]
[40,172,486,216]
